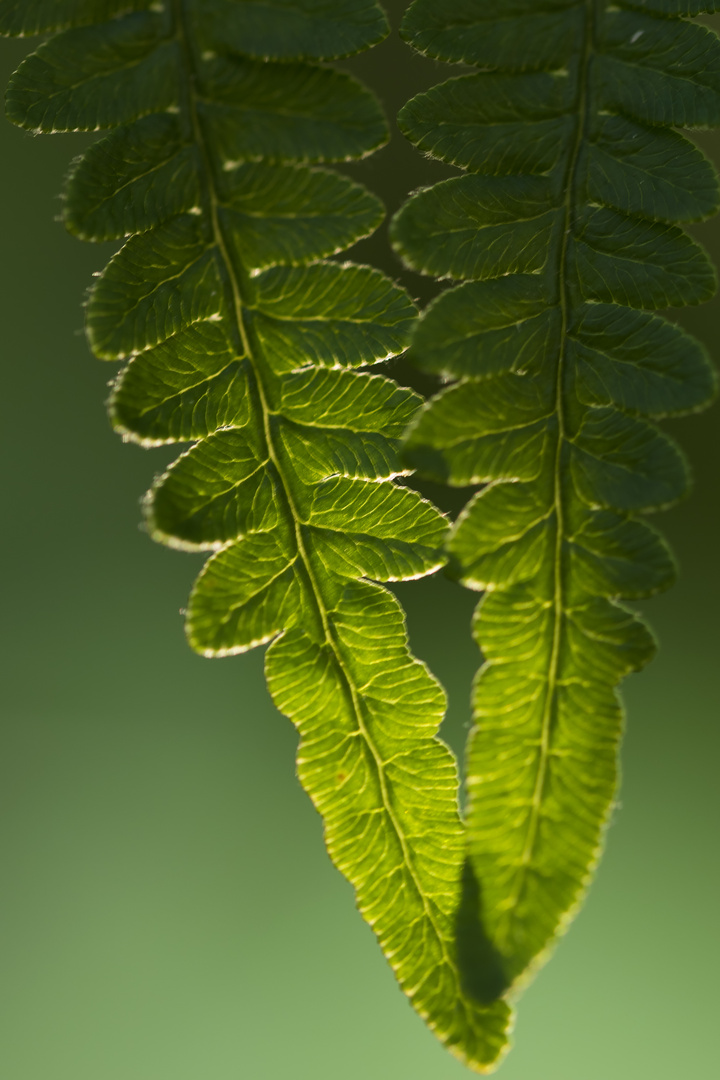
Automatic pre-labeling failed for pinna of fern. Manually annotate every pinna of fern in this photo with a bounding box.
[392,0,719,1005]
[2,0,516,1073]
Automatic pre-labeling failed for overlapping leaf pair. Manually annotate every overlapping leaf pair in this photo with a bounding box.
[393,0,719,1005]
[4,0,719,1072]
[1,0,514,1070]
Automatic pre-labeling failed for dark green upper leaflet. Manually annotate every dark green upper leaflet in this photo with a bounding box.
[392,0,718,1056]
[1,0,512,1072]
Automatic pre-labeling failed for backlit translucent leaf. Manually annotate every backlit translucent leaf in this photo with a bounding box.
[64,113,201,240]
[6,13,179,131]
[0,0,152,37]
[196,0,389,61]
[618,1,720,12]
[586,116,719,223]
[393,0,719,1046]
[111,322,250,445]
[597,11,720,128]
[398,73,573,176]
[574,207,716,309]
[395,175,558,282]
[3,1,514,1071]
[400,0,582,70]
[199,56,387,164]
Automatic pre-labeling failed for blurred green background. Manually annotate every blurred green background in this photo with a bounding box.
[1,8,718,1079]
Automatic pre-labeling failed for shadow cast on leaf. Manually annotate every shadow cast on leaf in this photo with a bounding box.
[455,857,510,1005]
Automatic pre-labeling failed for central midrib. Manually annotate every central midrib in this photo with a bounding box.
[169,0,472,1027]
[497,0,596,947]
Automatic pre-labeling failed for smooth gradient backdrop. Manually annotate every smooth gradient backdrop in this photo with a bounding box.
[1,8,718,1079]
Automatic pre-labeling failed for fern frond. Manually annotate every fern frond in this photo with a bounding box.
[2,0,513,1069]
[392,0,719,1001]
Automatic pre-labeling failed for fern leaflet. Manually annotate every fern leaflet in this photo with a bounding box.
[1,0,515,1069]
[392,0,719,1009]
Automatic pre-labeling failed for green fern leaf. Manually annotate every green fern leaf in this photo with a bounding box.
[2,0,513,1069]
[392,0,718,1002]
